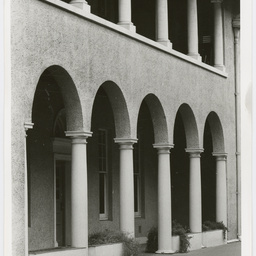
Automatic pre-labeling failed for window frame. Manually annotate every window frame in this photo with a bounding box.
[98,129,109,220]
[134,142,142,218]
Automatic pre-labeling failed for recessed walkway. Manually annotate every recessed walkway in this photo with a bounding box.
[139,242,241,256]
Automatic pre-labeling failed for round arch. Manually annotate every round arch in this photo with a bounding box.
[29,65,85,249]
[175,103,199,148]
[31,65,84,132]
[201,112,226,223]
[137,94,169,144]
[91,81,131,138]
[205,111,225,153]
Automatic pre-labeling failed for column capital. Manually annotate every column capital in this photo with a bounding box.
[24,122,34,136]
[185,148,204,158]
[114,138,138,150]
[65,131,92,138]
[24,122,34,131]
[211,0,223,4]
[212,152,227,161]
[114,138,138,145]
[65,131,92,144]
[153,143,174,154]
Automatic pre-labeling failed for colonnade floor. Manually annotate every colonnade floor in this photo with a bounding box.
[138,241,241,256]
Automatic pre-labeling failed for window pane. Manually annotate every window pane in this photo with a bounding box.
[134,175,138,212]
[99,173,105,214]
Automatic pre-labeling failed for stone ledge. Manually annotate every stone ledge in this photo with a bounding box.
[29,247,87,256]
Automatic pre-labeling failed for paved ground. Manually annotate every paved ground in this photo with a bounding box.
[139,242,241,256]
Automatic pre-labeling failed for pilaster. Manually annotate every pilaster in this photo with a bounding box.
[24,122,34,256]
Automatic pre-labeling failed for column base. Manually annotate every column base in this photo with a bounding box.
[157,40,172,50]
[214,64,226,72]
[155,249,175,254]
[188,53,202,61]
[70,0,91,12]
[118,22,136,33]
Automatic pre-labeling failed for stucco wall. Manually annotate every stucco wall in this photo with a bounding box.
[10,0,238,254]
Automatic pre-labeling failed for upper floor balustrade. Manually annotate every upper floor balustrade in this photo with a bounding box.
[58,0,232,70]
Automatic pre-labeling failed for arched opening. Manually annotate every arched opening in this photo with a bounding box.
[135,100,157,238]
[198,0,214,65]
[28,66,83,251]
[132,0,156,41]
[88,81,131,234]
[171,104,199,228]
[201,112,225,223]
[135,94,169,238]
[171,111,189,226]
[201,120,216,222]
[88,86,116,232]
[168,0,188,54]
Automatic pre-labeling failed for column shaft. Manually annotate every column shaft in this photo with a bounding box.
[214,153,227,226]
[154,144,174,254]
[66,131,92,249]
[156,0,172,48]
[115,138,137,236]
[212,0,224,70]
[118,0,135,32]
[187,0,201,60]
[186,149,203,233]
[71,138,88,247]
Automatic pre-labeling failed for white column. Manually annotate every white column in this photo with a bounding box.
[114,138,137,237]
[70,0,91,12]
[118,0,136,32]
[156,0,172,49]
[153,144,174,254]
[211,0,225,71]
[187,0,201,61]
[66,131,92,249]
[24,122,34,256]
[213,153,227,226]
[186,148,203,233]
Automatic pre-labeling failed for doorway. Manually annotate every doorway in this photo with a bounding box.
[55,157,71,247]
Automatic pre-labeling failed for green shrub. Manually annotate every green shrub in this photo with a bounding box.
[146,227,158,253]
[202,221,228,239]
[88,229,139,256]
[146,221,190,253]
[172,220,190,253]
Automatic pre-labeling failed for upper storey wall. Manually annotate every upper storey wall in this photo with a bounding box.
[11,0,236,143]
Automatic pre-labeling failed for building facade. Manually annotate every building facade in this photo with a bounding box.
[7,0,240,255]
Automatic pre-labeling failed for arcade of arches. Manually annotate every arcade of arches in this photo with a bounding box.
[26,67,227,253]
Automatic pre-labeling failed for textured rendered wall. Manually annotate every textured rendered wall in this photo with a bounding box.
[10,0,238,254]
